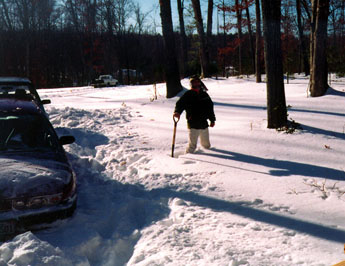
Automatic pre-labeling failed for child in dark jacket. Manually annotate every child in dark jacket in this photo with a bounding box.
[173,76,216,153]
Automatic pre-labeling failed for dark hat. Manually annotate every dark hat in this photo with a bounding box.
[189,75,201,83]
[189,75,208,91]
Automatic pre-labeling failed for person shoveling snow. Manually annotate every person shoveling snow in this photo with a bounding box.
[173,76,216,154]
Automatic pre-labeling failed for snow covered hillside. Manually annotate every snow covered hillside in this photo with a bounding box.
[1,75,345,266]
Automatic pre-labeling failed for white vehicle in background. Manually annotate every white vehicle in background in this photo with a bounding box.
[92,75,118,87]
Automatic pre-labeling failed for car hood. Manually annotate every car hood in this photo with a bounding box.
[0,152,73,199]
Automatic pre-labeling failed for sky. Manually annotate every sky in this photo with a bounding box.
[1,75,345,265]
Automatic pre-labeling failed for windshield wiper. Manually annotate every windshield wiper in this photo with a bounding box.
[5,128,15,145]
[0,128,15,151]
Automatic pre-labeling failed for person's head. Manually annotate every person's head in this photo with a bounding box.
[190,76,201,90]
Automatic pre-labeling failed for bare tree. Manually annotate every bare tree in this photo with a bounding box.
[206,0,214,72]
[235,0,243,75]
[255,0,262,82]
[159,0,182,98]
[134,2,149,35]
[207,0,214,39]
[177,0,188,77]
[261,0,287,128]
[244,0,255,74]
[114,0,134,33]
[65,0,82,32]
[14,0,37,76]
[309,0,329,97]
[216,0,228,77]
[0,0,14,30]
[296,0,310,75]
[35,0,57,30]
[191,0,211,77]
[101,0,116,34]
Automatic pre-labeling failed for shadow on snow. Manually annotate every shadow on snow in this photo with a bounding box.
[214,101,345,118]
[300,123,345,140]
[150,187,345,244]
[56,127,109,149]
[197,148,345,181]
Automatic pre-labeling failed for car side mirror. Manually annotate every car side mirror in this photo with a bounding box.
[59,136,75,145]
[42,99,51,105]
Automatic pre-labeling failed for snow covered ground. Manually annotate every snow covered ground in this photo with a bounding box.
[1,75,345,265]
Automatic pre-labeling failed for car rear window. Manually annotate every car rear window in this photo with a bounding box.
[0,115,58,151]
[0,85,30,94]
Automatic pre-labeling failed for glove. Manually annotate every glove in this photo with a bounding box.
[210,121,215,127]
[173,112,180,119]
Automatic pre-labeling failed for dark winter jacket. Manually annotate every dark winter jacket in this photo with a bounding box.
[174,89,216,129]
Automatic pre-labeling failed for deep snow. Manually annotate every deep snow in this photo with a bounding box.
[0,75,345,266]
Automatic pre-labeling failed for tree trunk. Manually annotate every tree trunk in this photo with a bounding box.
[245,0,255,75]
[159,0,182,98]
[296,0,310,76]
[235,0,243,75]
[222,0,227,77]
[309,0,317,81]
[255,0,262,82]
[207,0,214,39]
[341,1,345,59]
[309,0,329,97]
[206,0,214,71]
[191,0,210,77]
[207,0,213,76]
[177,0,188,77]
[261,0,287,128]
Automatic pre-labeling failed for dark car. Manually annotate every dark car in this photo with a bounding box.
[0,97,76,239]
[0,77,51,114]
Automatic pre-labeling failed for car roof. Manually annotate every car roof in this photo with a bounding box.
[0,98,41,116]
[0,77,32,86]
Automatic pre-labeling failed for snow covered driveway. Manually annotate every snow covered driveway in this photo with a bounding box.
[1,77,345,265]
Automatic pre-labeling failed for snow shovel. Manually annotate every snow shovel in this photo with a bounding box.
[171,115,180,157]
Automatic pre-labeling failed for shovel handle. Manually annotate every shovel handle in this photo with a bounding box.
[173,114,180,124]
[171,115,179,157]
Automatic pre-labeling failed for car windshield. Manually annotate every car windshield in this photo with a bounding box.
[0,114,58,152]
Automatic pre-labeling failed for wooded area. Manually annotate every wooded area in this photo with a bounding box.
[0,0,344,92]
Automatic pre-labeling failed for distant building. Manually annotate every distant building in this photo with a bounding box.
[117,69,143,85]
[225,66,238,77]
